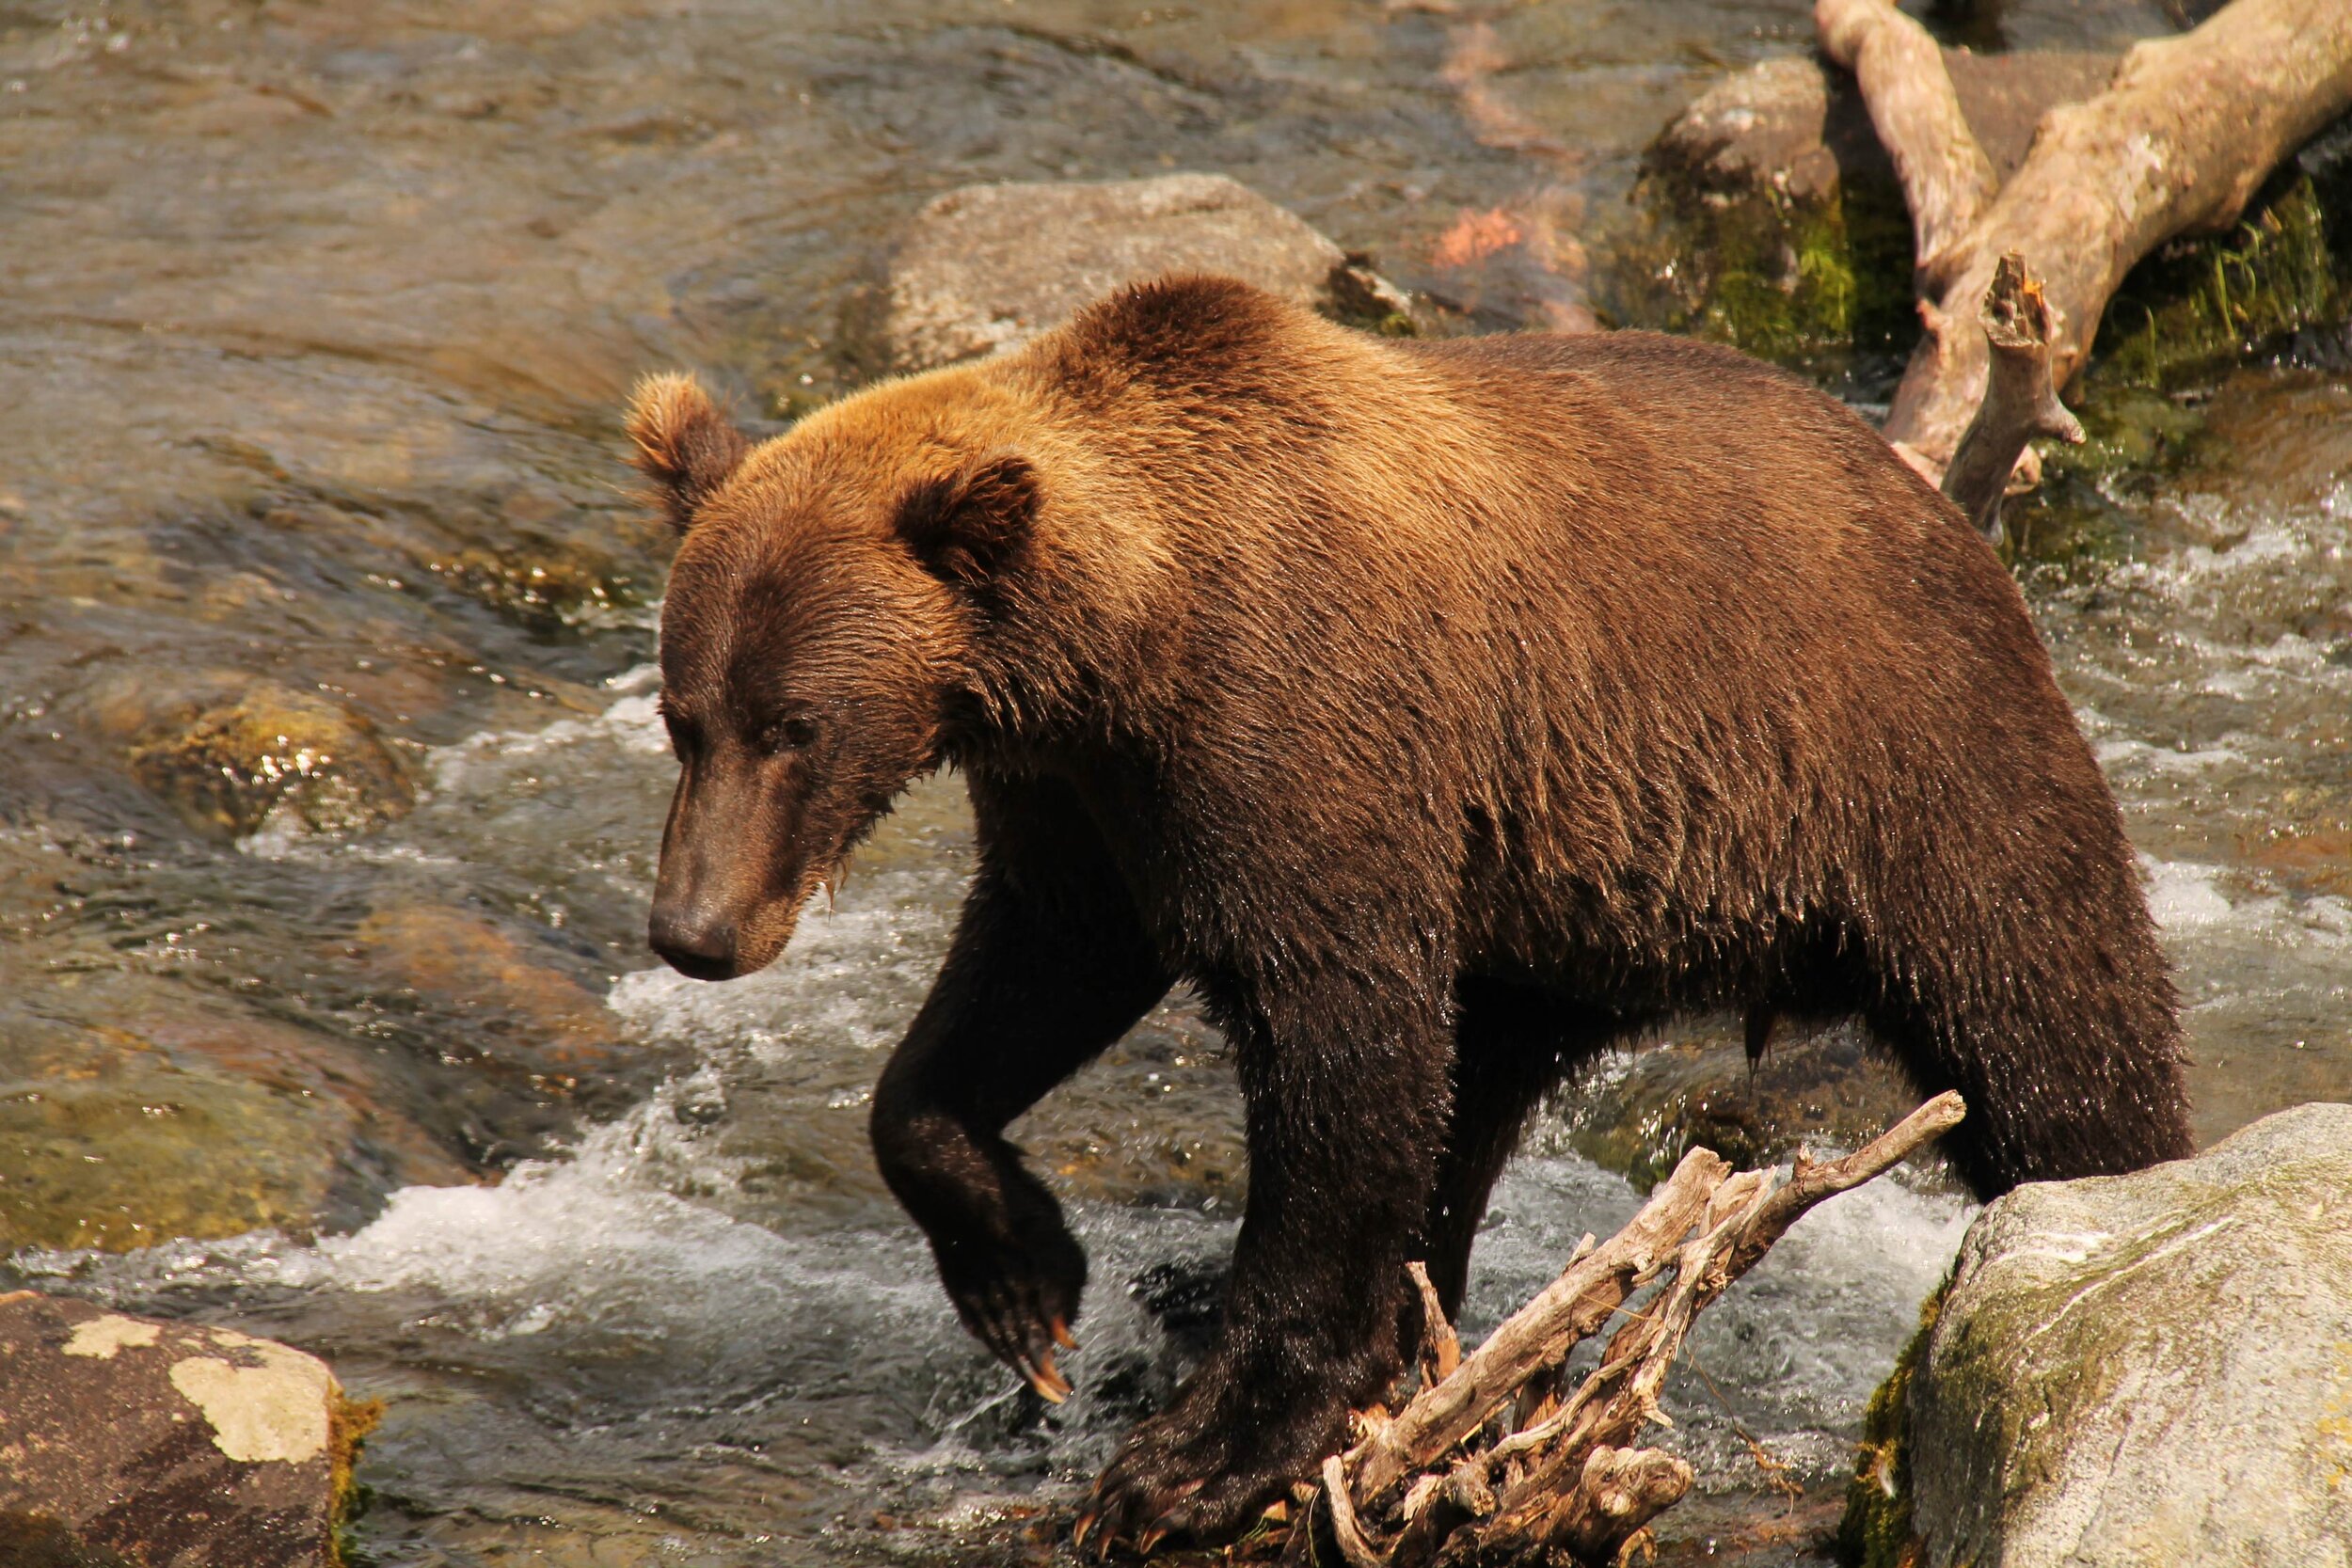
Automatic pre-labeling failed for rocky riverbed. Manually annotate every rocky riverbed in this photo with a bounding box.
[2,0,2346,1563]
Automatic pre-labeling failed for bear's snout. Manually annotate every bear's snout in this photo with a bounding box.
[648,903,740,982]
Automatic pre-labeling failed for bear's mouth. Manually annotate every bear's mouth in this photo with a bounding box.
[709,861,846,981]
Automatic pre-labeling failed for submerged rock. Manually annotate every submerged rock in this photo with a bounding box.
[0,1292,371,1568]
[851,172,1411,374]
[1860,1102,2352,1568]
[0,993,470,1254]
[1559,1023,1920,1191]
[81,671,412,838]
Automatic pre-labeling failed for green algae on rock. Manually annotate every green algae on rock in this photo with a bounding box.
[2098,171,2350,390]
[1836,1283,1945,1568]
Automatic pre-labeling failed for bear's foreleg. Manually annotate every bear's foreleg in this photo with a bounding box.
[1087,966,1454,1546]
[871,783,1169,1394]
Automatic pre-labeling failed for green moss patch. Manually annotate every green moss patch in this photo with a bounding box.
[1607,166,1918,385]
[2100,173,2346,391]
[1836,1278,1947,1568]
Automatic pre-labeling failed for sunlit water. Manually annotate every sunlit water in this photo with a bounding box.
[1,0,2343,1562]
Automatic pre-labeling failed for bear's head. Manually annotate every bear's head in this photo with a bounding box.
[625,371,1041,980]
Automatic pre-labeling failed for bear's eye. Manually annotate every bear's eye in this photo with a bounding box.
[757,713,820,755]
[656,694,700,760]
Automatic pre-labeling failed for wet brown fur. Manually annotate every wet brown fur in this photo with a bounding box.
[628,276,2192,1544]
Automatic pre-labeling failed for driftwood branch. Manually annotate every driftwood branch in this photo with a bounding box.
[1242,1093,1965,1568]
[1814,0,1995,283]
[1939,254,2087,546]
[1822,0,2352,482]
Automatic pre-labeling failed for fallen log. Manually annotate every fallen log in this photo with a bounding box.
[1820,0,2352,482]
[1237,1093,1966,1567]
[1815,0,1995,286]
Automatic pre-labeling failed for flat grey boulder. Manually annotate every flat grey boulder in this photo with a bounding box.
[862,172,1403,373]
[1909,1102,2352,1568]
[0,1291,362,1568]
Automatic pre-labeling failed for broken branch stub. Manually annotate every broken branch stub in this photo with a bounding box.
[1940,254,2088,547]
[1270,1093,1965,1568]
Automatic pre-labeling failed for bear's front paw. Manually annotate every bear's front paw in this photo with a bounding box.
[1076,1373,1350,1555]
[934,1203,1087,1402]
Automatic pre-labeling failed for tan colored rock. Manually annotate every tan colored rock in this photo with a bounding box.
[0,1292,370,1568]
[353,902,627,1079]
[863,173,1401,373]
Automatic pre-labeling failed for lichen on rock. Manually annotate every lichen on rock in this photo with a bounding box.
[0,1292,364,1568]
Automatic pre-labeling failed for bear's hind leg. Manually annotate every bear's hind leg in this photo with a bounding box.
[1862,916,2193,1198]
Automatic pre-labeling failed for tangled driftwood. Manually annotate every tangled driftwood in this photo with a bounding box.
[1816,0,2352,488]
[1220,1093,1965,1567]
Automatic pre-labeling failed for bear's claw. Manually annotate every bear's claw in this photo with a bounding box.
[938,1215,1087,1403]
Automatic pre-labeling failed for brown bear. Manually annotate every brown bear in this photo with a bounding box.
[627,275,2192,1548]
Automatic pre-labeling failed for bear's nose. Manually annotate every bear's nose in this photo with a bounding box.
[648,909,739,981]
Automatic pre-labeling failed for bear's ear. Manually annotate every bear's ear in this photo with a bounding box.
[625,372,749,533]
[893,453,1041,589]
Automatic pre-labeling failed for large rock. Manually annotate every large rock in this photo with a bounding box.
[1900,1103,2352,1567]
[854,172,1407,374]
[0,1292,370,1568]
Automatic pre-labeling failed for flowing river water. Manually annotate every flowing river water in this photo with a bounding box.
[1,1,2344,1564]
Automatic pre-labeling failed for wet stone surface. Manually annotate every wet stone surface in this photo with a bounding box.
[0,0,2343,1564]
[854,173,1408,374]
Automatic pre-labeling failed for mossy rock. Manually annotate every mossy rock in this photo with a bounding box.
[2095,170,2349,392]
[1836,1281,1946,1568]
[1623,56,2352,411]
[1612,152,1916,380]
[1882,1106,2352,1565]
